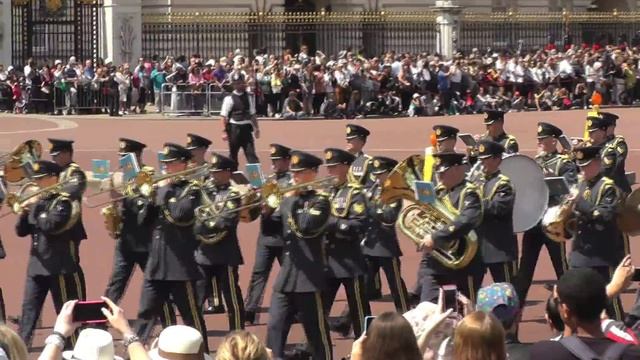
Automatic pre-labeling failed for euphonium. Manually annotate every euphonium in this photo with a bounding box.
[194,185,228,244]
[381,154,478,270]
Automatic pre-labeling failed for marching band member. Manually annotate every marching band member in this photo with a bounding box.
[244,143,292,325]
[194,153,245,331]
[346,124,375,189]
[184,133,225,315]
[15,160,85,347]
[570,145,624,320]
[362,156,409,313]
[134,143,208,351]
[103,138,175,327]
[481,110,519,154]
[475,140,518,285]
[47,138,87,300]
[264,151,333,360]
[433,124,459,152]
[322,148,371,338]
[419,152,484,303]
[517,122,575,302]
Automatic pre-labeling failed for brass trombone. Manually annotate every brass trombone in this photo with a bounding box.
[85,164,209,208]
[195,175,337,222]
[0,178,75,218]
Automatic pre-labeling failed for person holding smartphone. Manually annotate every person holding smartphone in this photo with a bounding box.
[517,122,576,303]
[15,160,86,348]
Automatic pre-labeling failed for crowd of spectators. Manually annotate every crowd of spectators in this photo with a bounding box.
[1,255,640,360]
[4,37,640,118]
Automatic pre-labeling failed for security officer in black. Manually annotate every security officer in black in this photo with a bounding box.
[362,156,409,313]
[104,138,176,327]
[517,122,575,303]
[48,138,87,298]
[184,133,225,315]
[194,153,245,331]
[244,143,292,325]
[264,151,333,360]
[476,140,518,285]
[220,72,260,164]
[135,143,208,350]
[571,145,624,320]
[323,148,371,338]
[419,152,484,303]
[16,161,86,347]
[346,124,375,188]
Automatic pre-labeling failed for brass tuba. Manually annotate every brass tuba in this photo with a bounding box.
[380,154,478,270]
[1,140,42,183]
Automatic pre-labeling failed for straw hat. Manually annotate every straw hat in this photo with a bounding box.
[62,328,122,360]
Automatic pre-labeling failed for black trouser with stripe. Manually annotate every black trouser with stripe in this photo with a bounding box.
[136,279,208,352]
[517,224,568,303]
[267,291,332,360]
[0,288,5,323]
[421,270,484,305]
[196,264,245,330]
[19,271,86,347]
[365,256,409,313]
[572,265,624,321]
[227,123,259,164]
[485,261,518,285]
[245,243,283,313]
[322,275,371,337]
[104,247,176,327]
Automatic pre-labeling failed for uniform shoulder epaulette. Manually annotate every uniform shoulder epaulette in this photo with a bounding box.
[463,182,479,192]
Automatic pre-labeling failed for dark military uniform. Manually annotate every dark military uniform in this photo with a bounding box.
[265,151,333,360]
[221,73,259,164]
[346,124,375,189]
[185,133,225,314]
[245,144,292,319]
[16,161,85,346]
[194,154,245,330]
[323,160,371,336]
[570,146,624,320]
[104,139,175,327]
[517,122,576,303]
[419,153,484,304]
[135,144,207,351]
[476,140,518,285]
[362,157,409,313]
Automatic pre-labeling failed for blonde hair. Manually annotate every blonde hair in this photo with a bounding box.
[0,325,28,360]
[453,311,506,360]
[215,331,268,360]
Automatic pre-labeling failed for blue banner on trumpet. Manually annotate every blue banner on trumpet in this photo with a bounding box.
[119,153,140,183]
[91,159,111,180]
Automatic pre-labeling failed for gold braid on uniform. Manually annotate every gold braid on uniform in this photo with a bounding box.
[288,194,328,239]
[50,193,82,235]
[163,179,199,227]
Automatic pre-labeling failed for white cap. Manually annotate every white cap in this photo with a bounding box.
[54,59,62,65]
[149,325,212,360]
[62,328,122,360]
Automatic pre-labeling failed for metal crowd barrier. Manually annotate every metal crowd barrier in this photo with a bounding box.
[159,83,210,116]
[53,80,109,114]
[205,84,227,116]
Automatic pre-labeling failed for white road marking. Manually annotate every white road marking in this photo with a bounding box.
[0,118,77,135]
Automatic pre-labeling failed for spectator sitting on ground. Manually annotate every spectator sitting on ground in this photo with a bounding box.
[0,325,28,360]
[476,283,530,360]
[349,311,422,360]
[149,325,210,360]
[215,331,270,360]
[453,311,506,360]
[530,268,640,359]
[408,93,424,117]
[320,92,341,118]
[280,90,305,119]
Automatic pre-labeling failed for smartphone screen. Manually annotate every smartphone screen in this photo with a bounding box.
[364,316,376,334]
[442,285,458,313]
[73,301,108,324]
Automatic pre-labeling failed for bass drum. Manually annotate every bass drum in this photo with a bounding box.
[500,154,548,233]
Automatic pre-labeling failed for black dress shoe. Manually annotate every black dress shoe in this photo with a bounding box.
[329,319,352,337]
[203,304,226,314]
[244,310,256,325]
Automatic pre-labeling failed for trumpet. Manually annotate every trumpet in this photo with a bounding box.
[195,176,337,222]
[0,178,75,218]
[85,164,209,208]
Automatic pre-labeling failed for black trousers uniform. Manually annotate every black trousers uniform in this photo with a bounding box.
[223,91,259,164]
[194,181,245,330]
[228,123,259,164]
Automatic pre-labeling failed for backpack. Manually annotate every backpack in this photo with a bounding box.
[560,336,629,360]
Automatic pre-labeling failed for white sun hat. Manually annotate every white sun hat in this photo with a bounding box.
[62,328,122,360]
[148,325,211,360]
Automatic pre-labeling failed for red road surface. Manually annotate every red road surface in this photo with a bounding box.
[0,109,638,358]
